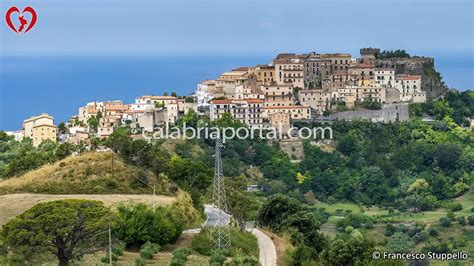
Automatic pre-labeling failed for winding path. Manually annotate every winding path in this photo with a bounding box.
[248,229,277,266]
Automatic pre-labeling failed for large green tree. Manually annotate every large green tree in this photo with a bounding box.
[1,199,113,266]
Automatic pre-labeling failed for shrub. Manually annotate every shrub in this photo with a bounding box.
[471,207,474,212]
[134,257,147,266]
[192,228,258,258]
[448,203,463,212]
[100,253,118,263]
[116,204,182,248]
[457,216,466,226]
[336,213,374,231]
[412,231,427,243]
[428,228,438,237]
[467,215,474,226]
[139,242,160,260]
[191,228,213,256]
[439,217,451,228]
[112,242,126,256]
[210,250,227,266]
[446,212,456,221]
[170,248,192,266]
[226,255,259,266]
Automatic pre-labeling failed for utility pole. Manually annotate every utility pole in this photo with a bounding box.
[153,184,156,213]
[212,138,231,249]
[108,223,112,266]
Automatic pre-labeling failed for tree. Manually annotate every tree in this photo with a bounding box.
[433,100,454,120]
[407,179,429,194]
[257,194,304,232]
[87,116,99,132]
[58,122,68,134]
[337,133,359,156]
[115,204,181,248]
[55,143,74,160]
[227,177,259,230]
[322,237,374,266]
[433,142,462,171]
[387,232,414,253]
[1,200,113,266]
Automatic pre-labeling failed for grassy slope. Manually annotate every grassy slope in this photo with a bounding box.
[0,152,168,195]
[0,193,176,227]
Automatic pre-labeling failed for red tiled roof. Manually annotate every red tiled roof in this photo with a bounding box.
[210,99,233,104]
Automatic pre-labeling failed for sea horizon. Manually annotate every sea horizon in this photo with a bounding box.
[1,52,473,131]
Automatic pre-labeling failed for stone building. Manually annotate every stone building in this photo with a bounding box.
[303,53,331,89]
[360,48,380,65]
[298,89,331,115]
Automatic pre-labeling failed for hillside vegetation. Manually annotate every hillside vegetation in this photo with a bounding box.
[0,152,171,195]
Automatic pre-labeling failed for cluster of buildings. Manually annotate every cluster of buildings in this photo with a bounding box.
[198,48,426,129]
[6,48,430,147]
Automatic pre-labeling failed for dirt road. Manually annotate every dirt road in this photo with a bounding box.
[0,193,175,226]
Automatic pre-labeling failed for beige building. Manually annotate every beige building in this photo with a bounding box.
[326,53,351,73]
[252,65,276,86]
[66,126,89,145]
[262,84,294,107]
[269,112,291,134]
[336,86,387,107]
[298,89,331,115]
[78,102,101,124]
[273,54,305,88]
[348,64,375,85]
[262,105,311,120]
[103,101,128,117]
[98,116,121,138]
[328,72,350,91]
[23,113,55,140]
[32,124,57,147]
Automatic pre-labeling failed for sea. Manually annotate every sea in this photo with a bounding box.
[0,54,472,131]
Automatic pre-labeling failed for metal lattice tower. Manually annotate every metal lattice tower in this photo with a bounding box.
[212,138,231,249]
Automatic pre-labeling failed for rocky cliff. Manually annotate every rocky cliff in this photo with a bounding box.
[376,56,448,99]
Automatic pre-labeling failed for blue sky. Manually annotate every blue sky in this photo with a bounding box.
[0,0,473,130]
[1,0,473,56]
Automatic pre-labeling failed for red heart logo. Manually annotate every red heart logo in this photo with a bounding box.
[5,6,37,33]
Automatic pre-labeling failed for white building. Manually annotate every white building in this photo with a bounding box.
[375,68,395,88]
[395,75,425,102]
[5,130,24,141]
[209,99,264,128]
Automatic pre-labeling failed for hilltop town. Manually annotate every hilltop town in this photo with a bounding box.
[7,48,448,146]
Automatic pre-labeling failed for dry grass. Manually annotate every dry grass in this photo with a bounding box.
[0,152,168,195]
[0,193,176,227]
